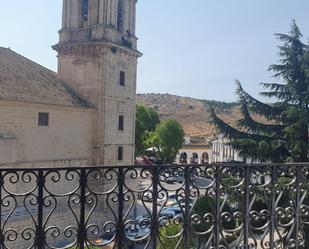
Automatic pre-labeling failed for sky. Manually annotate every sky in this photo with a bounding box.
[1,1,309,102]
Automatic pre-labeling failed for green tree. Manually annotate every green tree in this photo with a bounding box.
[146,120,184,163]
[211,20,309,163]
[135,104,160,156]
[158,222,184,249]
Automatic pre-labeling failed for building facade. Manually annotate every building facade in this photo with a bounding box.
[211,136,240,163]
[176,137,212,164]
[211,135,261,163]
[177,145,212,164]
[0,0,141,167]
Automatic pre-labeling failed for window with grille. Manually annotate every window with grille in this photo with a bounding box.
[118,146,123,161]
[38,113,49,127]
[119,115,124,131]
[120,71,125,86]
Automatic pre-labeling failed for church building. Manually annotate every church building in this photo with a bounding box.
[0,0,141,167]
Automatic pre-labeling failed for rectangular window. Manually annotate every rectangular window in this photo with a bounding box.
[120,71,125,86]
[119,115,124,131]
[38,112,49,127]
[82,0,89,21]
[118,146,123,161]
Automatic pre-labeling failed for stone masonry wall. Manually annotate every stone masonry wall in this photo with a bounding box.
[58,46,137,166]
[103,48,137,166]
[0,101,94,165]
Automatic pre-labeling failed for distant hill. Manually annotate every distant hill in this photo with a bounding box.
[136,93,242,144]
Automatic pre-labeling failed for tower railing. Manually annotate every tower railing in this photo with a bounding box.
[0,163,308,249]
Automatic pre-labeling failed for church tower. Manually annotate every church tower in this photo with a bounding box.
[53,0,141,165]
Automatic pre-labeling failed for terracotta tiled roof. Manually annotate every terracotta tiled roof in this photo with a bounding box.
[0,47,93,108]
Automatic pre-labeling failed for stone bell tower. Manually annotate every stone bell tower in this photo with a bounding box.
[53,0,141,165]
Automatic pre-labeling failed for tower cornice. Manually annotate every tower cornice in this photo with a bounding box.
[52,41,142,58]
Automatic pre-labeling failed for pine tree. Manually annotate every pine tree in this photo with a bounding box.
[211,21,309,163]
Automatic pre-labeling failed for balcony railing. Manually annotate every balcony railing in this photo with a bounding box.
[0,164,308,249]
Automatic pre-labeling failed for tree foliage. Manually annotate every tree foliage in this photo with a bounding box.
[211,20,309,162]
[135,104,160,156]
[146,120,184,163]
[158,222,184,249]
[201,100,238,112]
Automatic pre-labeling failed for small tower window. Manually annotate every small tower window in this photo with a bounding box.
[117,0,124,32]
[119,115,124,131]
[120,71,125,86]
[118,146,123,161]
[82,0,89,22]
[38,112,49,127]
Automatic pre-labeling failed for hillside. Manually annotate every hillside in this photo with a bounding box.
[136,93,242,144]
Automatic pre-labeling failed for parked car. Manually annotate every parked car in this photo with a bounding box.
[149,157,163,164]
[139,187,166,205]
[160,168,184,184]
[90,232,115,247]
[165,194,178,206]
[164,175,184,184]
[136,213,168,227]
[160,207,183,220]
[135,207,184,229]
[135,156,154,165]
[170,198,194,209]
[135,214,151,226]
[125,224,150,243]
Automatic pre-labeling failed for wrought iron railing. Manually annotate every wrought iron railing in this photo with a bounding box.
[0,164,308,249]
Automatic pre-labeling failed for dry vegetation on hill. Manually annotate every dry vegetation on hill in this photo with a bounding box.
[136,93,242,144]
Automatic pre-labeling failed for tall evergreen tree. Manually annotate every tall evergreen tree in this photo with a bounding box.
[211,21,309,162]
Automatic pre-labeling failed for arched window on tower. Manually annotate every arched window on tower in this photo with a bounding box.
[117,0,124,32]
[82,0,89,22]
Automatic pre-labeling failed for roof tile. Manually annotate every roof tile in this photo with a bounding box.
[0,47,93,108]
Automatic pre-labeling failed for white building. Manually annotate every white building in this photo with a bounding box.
[212,135,260,163]
[176,137,212,164]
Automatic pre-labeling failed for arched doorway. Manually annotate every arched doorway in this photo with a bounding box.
[191,153,198,164]
[180,152,188,164]
[202,152,209,164]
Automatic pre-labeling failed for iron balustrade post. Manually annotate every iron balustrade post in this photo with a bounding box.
[270,165,276,249]
[36,171,45,249]
[295,165,301,249]
[152,166,159,249]
[214,166,221,248]
[184,166,191,249]
[117,168,125,249]
[78,168,87,249]
[0,171,3,249]
[244,165,250,248]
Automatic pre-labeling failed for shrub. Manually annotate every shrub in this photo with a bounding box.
[158,222,184,249]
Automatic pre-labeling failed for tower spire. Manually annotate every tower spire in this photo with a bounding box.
[58,0,137,50]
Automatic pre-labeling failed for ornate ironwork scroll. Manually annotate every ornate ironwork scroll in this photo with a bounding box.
[0,164,307,248]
